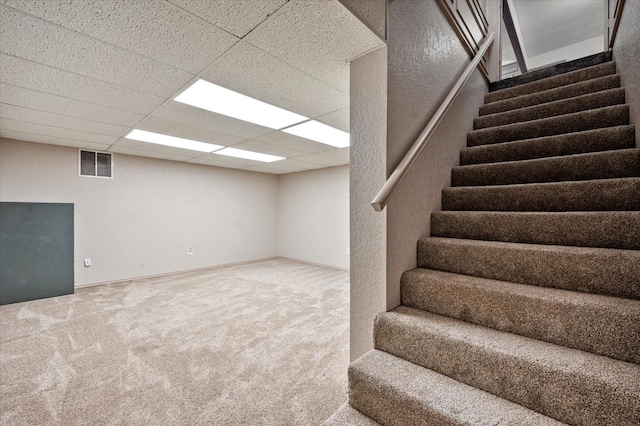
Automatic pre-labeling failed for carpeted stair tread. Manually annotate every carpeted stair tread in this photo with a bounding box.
[417,237,640,299]
[430,211,640,249]
[460,126,636,165]
[374,307,640,426]
[489,52,612,92]
[321,403,381,426]
[485,61,617,104]
[348,349,564,426]
[467,105,629,147]
[474,88,625,130]
[451,148,640,186]
[479,74,621,116]
[442,177,640,212]
[401,268,640,363]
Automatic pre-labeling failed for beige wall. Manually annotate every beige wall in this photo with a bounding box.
[350,45,387,361]
[613,0,640,142]
[0,138,279,286]
[277,165,350,269]
[385,0,488,308]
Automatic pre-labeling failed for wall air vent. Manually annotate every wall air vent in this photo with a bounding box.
[78,150,113,178]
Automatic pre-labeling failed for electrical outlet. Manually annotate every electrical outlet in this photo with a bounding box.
[187,248,193,255]
[346,247,350,255]
[84,258,91,267]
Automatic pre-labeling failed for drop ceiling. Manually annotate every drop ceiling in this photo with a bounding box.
[0,0,384,174]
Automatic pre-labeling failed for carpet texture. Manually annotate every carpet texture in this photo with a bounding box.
[0,258,349,425]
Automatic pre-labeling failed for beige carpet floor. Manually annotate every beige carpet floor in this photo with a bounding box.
[0,258,349,425]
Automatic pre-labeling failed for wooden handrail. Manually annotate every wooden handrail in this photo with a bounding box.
[371,32,495,212]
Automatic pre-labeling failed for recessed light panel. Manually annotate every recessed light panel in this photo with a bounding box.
[282,120,350,148]
[174,79,308,130]
[125,129,223,152]
[213,147,285,163]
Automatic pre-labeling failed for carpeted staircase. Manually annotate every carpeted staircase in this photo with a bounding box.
[324,57,640,425]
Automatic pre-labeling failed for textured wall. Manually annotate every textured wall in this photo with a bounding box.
[0,138,279,286]
[350,46,388,361]
[613,0,640,141]
[338,0,386,40]
[386,0,488,308]
[277,165,350,269]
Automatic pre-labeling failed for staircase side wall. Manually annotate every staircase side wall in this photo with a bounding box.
[613,0,640,144]
[350,46,388,361]
[386,0,488,308]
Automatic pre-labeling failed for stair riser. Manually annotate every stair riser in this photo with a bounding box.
[417,238,640,299]
[401,269,640,363]
[474,88,625,130]
[467,105,629,147]
[374,310,640,426]
[451,149,640,187]
[485,61,617,103]
[442,178,640,212]
[431,211,640,250]
[480,75,621,116]
[460,126,636,166]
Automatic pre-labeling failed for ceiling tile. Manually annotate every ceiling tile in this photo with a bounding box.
[0,129,111,151]
[151,101,273,140]
[136,116,244,147]
[229,139,308,159]
[108,145,195,162]
[111,138,218,158]
[0,83,145,127]
[243,164,305,175]
[275,158,327,170]
[316,107,350,132]
[316,147,350,162]
[187,154,260,168]
[200,41,349,118]
[294,153,348,166]
[243,0,384,93]
[254,130,336,154]
[0,6,193,97]
[1,118,118,145]
[1,0,239,74]
[166,0,287,38]
[0,103,130,137]
[0,54,164,114]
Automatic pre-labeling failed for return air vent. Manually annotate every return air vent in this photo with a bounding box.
[79,150,113,178]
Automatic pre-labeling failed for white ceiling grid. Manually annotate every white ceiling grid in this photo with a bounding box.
[0,0,384,174]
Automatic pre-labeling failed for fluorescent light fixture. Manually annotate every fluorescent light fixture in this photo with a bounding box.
[125,129,223,152]
[213,147,285,163]
[282,120,350,148]
[174,79,308,130]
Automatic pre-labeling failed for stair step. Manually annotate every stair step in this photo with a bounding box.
[442,177,640,212]
[460,125,636,165]
[480,74,621,116]
[401,269,640,363]
[474,88,625,130]
[349,349,563,426]
[322,403,381,426]
[451,149,640,186]
[417,237,640,299]
[485,61,617,104]
[430,211,640,249]
[374,307,640,426]
[467,105,629,147]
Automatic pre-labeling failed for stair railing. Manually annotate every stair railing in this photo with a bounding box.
[371,32,495,212]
